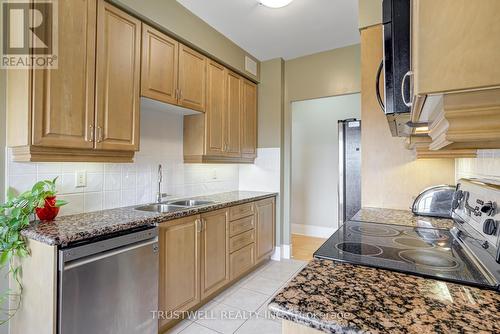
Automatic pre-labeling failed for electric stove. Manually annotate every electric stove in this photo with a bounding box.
[315,179,500,291]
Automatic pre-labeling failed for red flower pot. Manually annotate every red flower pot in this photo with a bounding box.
[35,196,60,221]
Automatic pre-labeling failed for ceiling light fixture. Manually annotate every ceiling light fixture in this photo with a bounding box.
[258,0,294,9]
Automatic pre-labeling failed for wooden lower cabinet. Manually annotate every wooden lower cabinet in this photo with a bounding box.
[230,243,256,280]
[200,210,230,299]
[255,198,276,263]
[158,216,201,329]
[158,197,276,333]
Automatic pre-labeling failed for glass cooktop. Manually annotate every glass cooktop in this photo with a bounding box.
[314,220,494,289]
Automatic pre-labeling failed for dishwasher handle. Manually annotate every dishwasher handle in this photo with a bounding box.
[61,239,158,271]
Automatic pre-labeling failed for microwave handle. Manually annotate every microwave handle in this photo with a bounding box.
[401,71,413,107]
[375,60,385,112]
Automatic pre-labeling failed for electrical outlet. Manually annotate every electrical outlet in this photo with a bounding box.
[76,171,87,188]
[212,169,218,180]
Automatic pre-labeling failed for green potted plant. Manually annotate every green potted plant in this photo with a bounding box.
[0,178,67,324]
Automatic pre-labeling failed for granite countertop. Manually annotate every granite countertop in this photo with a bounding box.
[22,191,277,246]
[352,207,454,230]
[269,259,500,334]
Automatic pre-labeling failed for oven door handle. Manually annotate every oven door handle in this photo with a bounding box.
[62,239,158,271]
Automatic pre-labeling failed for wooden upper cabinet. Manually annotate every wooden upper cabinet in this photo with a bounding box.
[241,80,257,159]
[183,66,258,163]
[95,0,141,151]
[178,45,207,112]
[412,0,500,96]
[158,216,201,330]
[31,0,97,149]
[200,210,229,299]
[141,24,179,105]
[255,198,275,263]
[205,60,226,156]
[225,72,242,157]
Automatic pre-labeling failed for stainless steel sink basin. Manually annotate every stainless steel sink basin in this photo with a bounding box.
[135,199,216,213]
[167,200,215,207]
[135,204,186,213]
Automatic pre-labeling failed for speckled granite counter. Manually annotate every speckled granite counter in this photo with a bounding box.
[22,191,277,246]
[352,207,454,230]
[269,259,500,334]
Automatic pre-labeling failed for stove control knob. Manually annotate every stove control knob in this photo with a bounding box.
[480,201,496,216]
[483,219,498,236]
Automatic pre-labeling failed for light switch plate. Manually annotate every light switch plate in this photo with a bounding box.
[76,171,87,188]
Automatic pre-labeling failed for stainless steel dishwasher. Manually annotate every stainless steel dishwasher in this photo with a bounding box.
[58,227,159,334]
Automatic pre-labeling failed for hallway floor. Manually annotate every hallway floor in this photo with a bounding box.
[291,234,327,261]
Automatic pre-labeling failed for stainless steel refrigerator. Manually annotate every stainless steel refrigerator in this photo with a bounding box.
[338,119,361,224]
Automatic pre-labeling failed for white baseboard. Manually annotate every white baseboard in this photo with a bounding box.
[281,244,291,259]
[292,224,336,239]
[271,247,281,261]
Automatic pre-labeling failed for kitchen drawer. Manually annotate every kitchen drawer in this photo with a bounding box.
[230,243,255,280]
[229,215,255,237]
[228,203,254,221]
[229,230,255,253]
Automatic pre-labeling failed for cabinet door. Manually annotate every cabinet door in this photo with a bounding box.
[200,210,229,299]
[31,0,96,149]
[178,44,206,112]
[159,216,201,329]
[225,72,242,157]
[141,24,179,105]
[255,198,276,262]
[241,80,257,158]
[205,60,226,155]
[95,0,141,151]
[413,0,500,95]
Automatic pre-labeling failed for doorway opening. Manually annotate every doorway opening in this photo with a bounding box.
[290,93,361,260]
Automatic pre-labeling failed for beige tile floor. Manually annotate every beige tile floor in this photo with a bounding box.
[166,259,306,334]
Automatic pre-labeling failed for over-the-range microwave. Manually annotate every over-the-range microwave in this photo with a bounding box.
[377,0,412,137]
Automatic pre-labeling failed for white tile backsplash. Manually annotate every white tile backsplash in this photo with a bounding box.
[456,149,500,182]
[5,106,241,215]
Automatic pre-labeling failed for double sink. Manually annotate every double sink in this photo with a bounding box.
[135,199,216,213]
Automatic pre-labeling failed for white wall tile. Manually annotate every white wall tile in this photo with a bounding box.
[4,109,241,216]
[84,192,103,212]
[86,173,104,193]
[37,162,62,174]
[103,191,121,210]
[58,194,84,216]
[60,173,84,194]
[456,149,500,182]
[8,174,37,194]
[104,173,121,191]
[121,171,137,190]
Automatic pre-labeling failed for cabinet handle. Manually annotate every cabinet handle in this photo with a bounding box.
[179,90,182,100]
[96,126,103,143]
[401,71,413,107]
[88,125,94,142]
[202,219,206,231]
[375,60,385,112]
[196,219,202,233]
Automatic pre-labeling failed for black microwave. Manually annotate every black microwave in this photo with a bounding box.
[377,0,412,137]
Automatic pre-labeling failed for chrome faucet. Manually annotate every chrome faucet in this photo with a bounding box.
[156,164,168,203]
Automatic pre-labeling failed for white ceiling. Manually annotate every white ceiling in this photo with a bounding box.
[176,0,360,61]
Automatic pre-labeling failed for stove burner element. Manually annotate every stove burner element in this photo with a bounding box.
[403,228,449,241]
[393,237,433,248]
[336,242,383,256]
[348,224,400,237]
[398,249,460,271]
